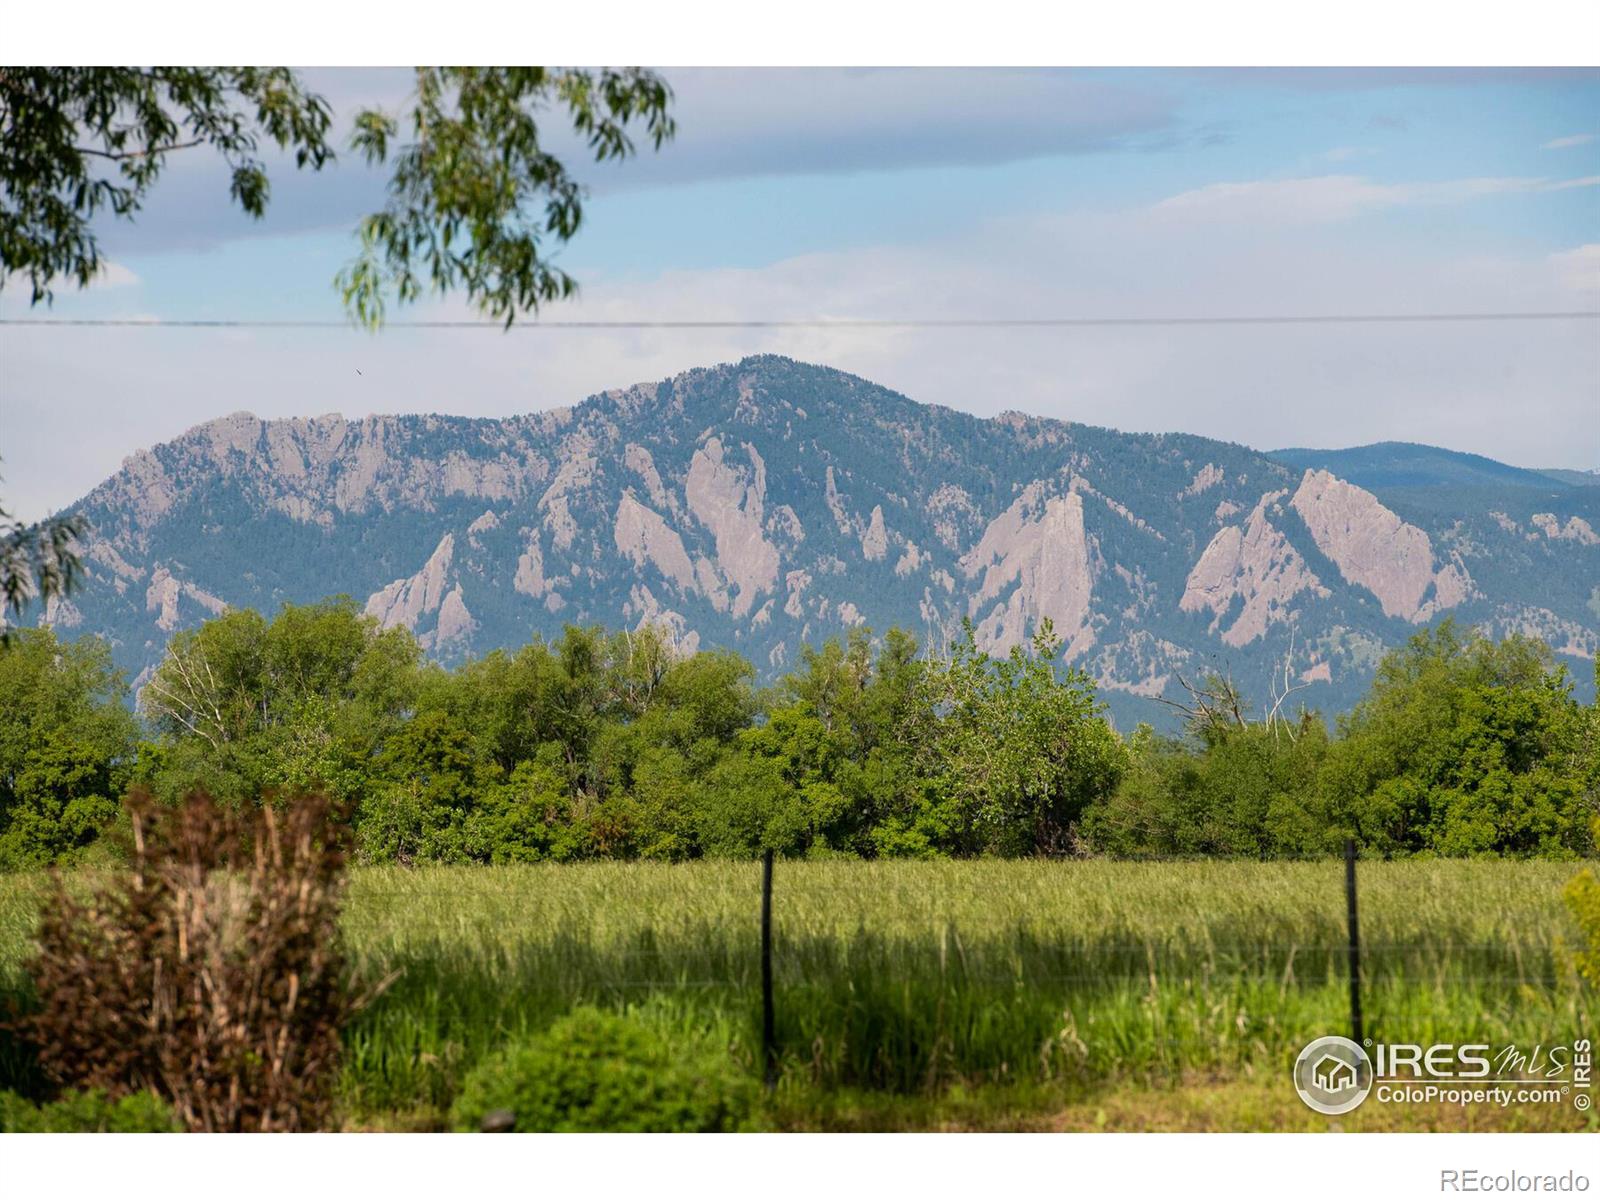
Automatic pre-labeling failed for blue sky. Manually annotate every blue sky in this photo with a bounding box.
[3,67,1597,520]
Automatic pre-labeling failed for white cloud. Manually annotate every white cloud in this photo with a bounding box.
[1150,175,1401,223]
[7,192,1598,523]
[1318,146,1377,162]
[1543,133,1597,149]
[1,259,139,301]
[86,67,1190,258]
[92,261,139,289]
[1148,173,1600,224]
[1550,244,1600,294]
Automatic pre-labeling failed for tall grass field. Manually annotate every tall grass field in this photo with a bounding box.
[1,860,1591,1130]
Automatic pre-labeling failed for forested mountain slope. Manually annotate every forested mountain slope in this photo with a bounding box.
[33,356,1600,726]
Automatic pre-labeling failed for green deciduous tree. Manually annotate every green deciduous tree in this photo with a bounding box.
[917,620,1128,856]
[32,597,1593,870]
[1082,623,1595,861]
[0,627,136,868]
[358,707,492,864]
[138,597,420,806]
[1319,620,1592,857]
[740,627,931,857]
[1082,716,1332,858]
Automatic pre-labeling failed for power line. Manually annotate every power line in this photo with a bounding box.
[1,310,1597,330]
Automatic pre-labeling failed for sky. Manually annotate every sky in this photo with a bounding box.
[2,66,1598,522]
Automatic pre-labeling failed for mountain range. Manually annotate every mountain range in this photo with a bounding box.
[1267,442,1600,493]
[27,355,1600,728]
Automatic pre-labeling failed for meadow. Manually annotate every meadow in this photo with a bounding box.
[1,859,1592,1131]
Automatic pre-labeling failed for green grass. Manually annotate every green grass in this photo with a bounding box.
[1,860,1592,1130]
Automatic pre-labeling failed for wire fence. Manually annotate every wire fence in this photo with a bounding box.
[332,847,1589,1093]
[4,844,1587,1122]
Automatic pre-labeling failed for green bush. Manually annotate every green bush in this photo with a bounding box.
[0,1088,179,1132]
[1569,867,1600,988]
[1566,819,1600,989]
[449,1006,758,1132]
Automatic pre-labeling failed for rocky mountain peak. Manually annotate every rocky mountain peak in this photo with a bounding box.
[37,358,1600,726]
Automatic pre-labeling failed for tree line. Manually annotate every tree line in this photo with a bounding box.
[1,600,1596,870]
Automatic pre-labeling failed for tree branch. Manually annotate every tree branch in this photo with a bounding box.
[74,139,206,162]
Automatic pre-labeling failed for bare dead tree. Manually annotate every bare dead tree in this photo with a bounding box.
[1157,670,1250,742]
[141,638,231,751]
[613,622,676,715]
[1264,629,1312,742]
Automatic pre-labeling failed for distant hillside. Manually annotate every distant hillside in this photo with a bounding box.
[23,357,1600,729]
[1539,468,1600,488]
[1266,442,1573,492]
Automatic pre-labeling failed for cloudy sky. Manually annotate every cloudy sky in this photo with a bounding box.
[3,67,1598,521]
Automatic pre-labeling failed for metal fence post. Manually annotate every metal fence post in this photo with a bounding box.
[761,848,777,1092]
[1344,837,1364,1047]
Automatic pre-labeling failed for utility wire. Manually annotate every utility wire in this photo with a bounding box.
[1,311,1597,330]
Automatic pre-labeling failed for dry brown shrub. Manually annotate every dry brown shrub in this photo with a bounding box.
[16,789,367,1131]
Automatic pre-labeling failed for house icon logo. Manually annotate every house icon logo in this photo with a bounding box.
[1313,1054,1358,1093]
[1294,1036,1373,1115]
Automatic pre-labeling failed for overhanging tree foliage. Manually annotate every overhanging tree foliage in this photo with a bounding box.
[0,67,676,627]
[0,492,84,635]
[339,67,675,328]
[0,66,675,325]
[0,68,334,305]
